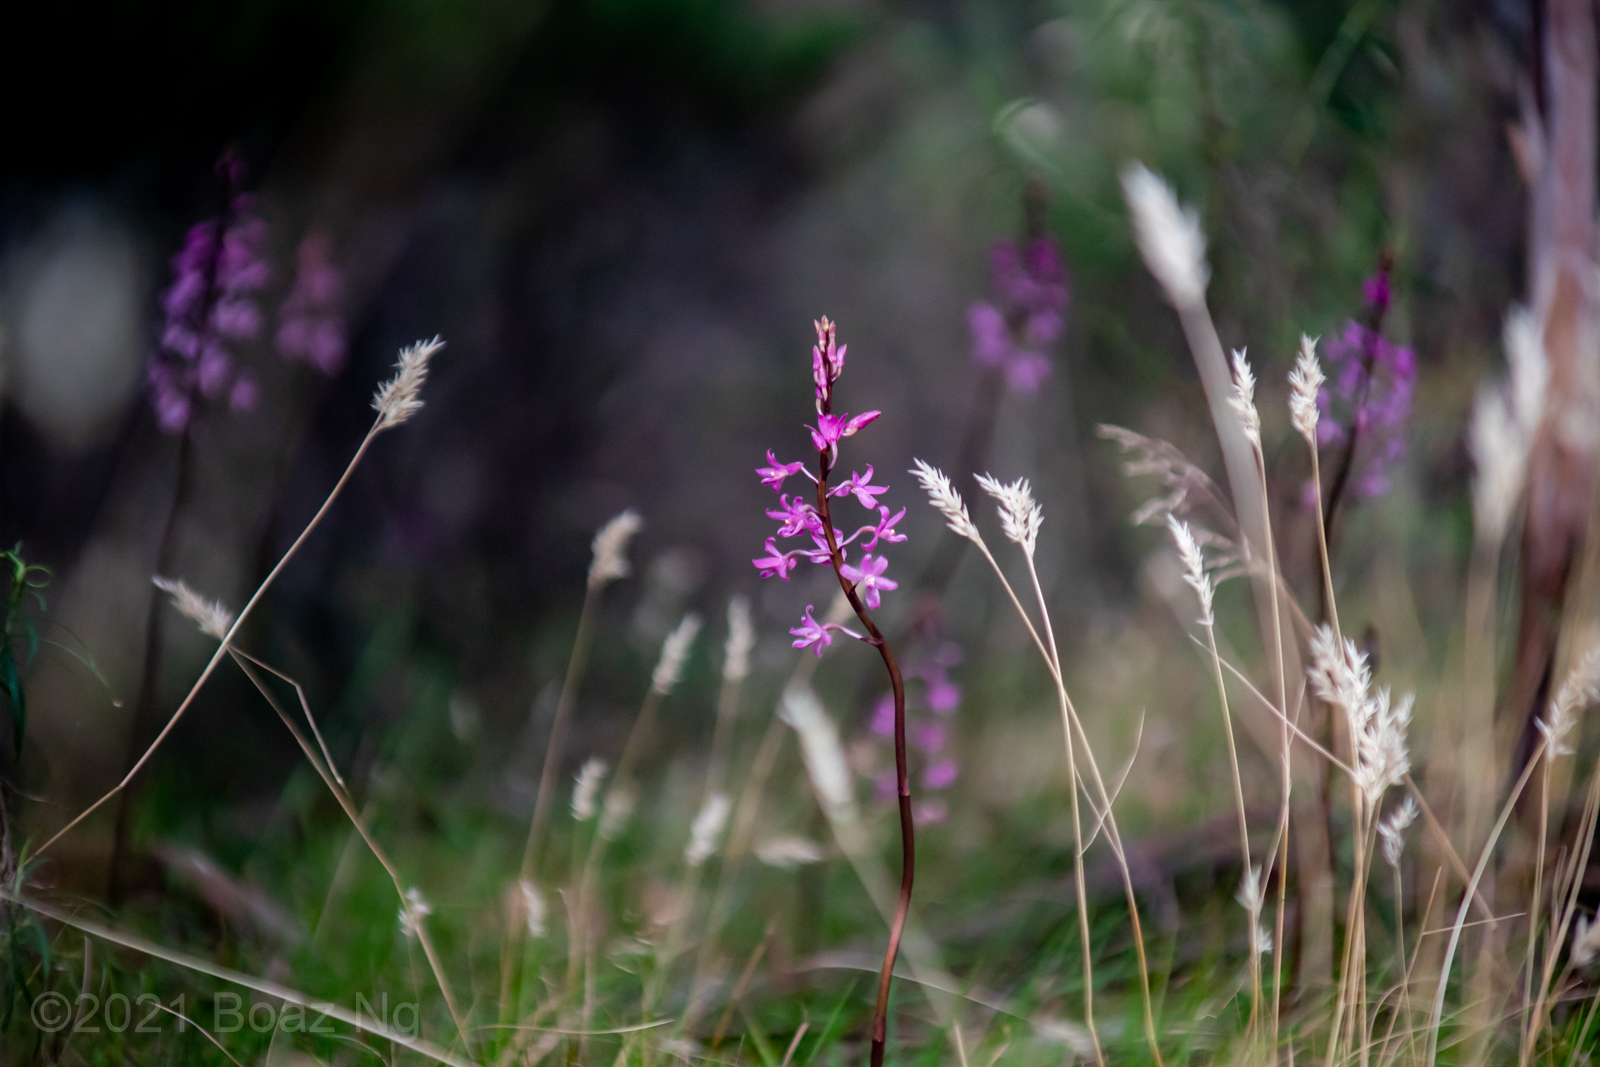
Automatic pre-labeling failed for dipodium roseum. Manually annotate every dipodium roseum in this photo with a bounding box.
[753,316,914,1067]
[752,318,906,638]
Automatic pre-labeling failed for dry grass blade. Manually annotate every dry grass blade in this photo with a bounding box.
[226,649,469,1043]
[38,338,444,859]
[1095,425,1242,550]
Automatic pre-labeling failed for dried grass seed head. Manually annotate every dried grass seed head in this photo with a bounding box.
[911,459,982,544]
[1095,426,1243,567]
[398,886,432,937]
[589,508,643,588]
[1165,515,1214,626]
[685,792,731,867]
[572,757,609,821]
[1308,623,1371,721]
[975,473,1043,556]
[1542,643,1600,757]
[1378,795,1419,868]
[755,836,826,869]
[152,576,234,641]
[1348,687,1413,810]
[1470,388,1521,537]
[1574,914,1600,970]
[1235,864,1266,917]
[1309,623,1410,808]
[1471,309,1548,539]
[1289,335,1324,445]
[599,785,636,840]
[780,686,857,825]
[723,595,754,683]
[372,336,443,430]
[1120,162,1210,308]
[1506,307,1550,435]
[1229,349,1261,448]
[518,878,546,938]
[651,613,702,695]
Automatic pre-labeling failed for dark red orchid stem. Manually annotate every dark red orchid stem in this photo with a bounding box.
[814,380,911,1067]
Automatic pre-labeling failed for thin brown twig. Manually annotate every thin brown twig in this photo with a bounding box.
[522,583,601,880]
[227,650,469,1045]
[39,422,384,857]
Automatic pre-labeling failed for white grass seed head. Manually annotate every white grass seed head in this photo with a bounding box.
[589,508,643,589]
[1379,795,1419,869]
[1166,515,1214,627]
[723,595,754,683]
[975,473,1043,556]
[572,758,609,822]
[372,336,444,430]
[685,792,731,867]
[755,836,826,869]
[911,459,982,545]
[1289,335,1324,445]
[152,576,234,641]
[1229,348,1260,449]
[651,614,701,695]
[779,686,857,825]
[1120,162,1210,308]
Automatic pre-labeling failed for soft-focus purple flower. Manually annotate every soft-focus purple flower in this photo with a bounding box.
[832,465,889,509]
[278,231,348,375]
[1363,271,1392,314]
[913,721,946,754]
[1315,318,1416,499]
[914,799,949,824]
[839,552,897,610]
[220,216,270,292]
[1004,350,1052,393]
[968,236,1069,394]
[149,365,191,433]
[212,297,261,339]
[969,304,1009,367]
[871,694,895,736]
[753,538,798,580]
[198,344,230,397]
[146,180,270,434]
[926,678,961,713]
[867,635,963,818]
[924,759,959,790]
[758,450,808,492]
[230,376,258,411]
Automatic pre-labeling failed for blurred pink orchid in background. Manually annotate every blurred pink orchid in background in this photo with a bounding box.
[968,236,1068,394]
[277,231,348,375]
